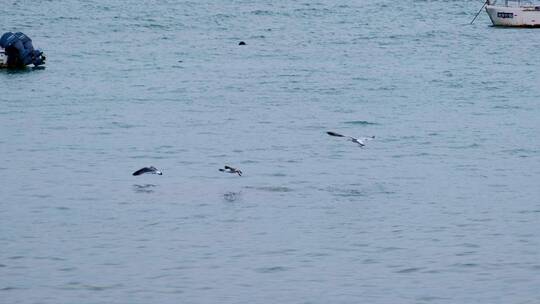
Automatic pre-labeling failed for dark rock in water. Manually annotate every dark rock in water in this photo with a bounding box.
[238,41,246,46]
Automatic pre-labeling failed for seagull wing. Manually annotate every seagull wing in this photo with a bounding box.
[327,131,345,137]
[350,137,365,146]
[342,135,363,146]
[224,165,234,170]
[133,167,152,176]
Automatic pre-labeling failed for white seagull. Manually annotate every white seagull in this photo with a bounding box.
[132,166,163,176]
[219,165,242,176]
[327,131,375,147]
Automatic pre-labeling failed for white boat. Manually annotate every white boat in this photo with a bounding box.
[486,0,540,27]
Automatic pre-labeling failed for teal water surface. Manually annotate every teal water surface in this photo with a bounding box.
[1,1,540,303]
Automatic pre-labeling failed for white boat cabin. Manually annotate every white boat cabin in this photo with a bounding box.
[486,0,540,26]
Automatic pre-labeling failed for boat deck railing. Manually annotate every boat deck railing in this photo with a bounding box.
[490,0,540,7]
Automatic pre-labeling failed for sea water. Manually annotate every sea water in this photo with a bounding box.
[1,1,539,303]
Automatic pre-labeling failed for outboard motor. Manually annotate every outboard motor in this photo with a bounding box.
[0,32,46,68]
[0,46,6,68]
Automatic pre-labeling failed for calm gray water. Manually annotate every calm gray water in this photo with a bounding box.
[1,1,540,303]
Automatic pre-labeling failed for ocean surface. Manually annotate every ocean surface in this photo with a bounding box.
[1,1,539,303]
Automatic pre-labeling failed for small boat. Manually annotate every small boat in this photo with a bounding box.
[486,0,540,27]
[0,32,45,69]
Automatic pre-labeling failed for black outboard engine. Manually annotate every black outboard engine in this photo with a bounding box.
[0,32,46,68]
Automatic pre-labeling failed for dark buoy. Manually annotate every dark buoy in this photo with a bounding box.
[238,41,246,46]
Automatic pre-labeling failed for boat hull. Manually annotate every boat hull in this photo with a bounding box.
[0,47,6,68]
[486,5,540,27]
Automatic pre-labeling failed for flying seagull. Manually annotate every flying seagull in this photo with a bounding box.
[327,131,375,147]
[219,165,242,176]
[132,166,163,176]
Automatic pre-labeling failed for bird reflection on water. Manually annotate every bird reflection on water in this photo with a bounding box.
[133,184,157,194]
[223,191,242,202]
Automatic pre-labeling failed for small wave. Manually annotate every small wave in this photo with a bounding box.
[517,209,540,214]
[111,121,139,129]
[35,256,65,261]
[213,13,234,19]
[240,160,259,164]
[395,267,424,274]
[143,23,168,30]
[262,249,297,256]
[62,282,124,291]
[501,148,538,157]
[416,296,451,301]
[451,263,479,268]
[343,120,379,125]
[253,186,294,193]
[493,105,521,110]
[334,189,366,197]
[255,266,289,273]
[378,246,404,252]
[251,10,275,16]
[448,143,480,149]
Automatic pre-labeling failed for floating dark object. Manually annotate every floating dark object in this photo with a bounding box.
[132,166,163,176]
[219,165,242,176]
[0,32,46,68]
[238,41,246,46]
